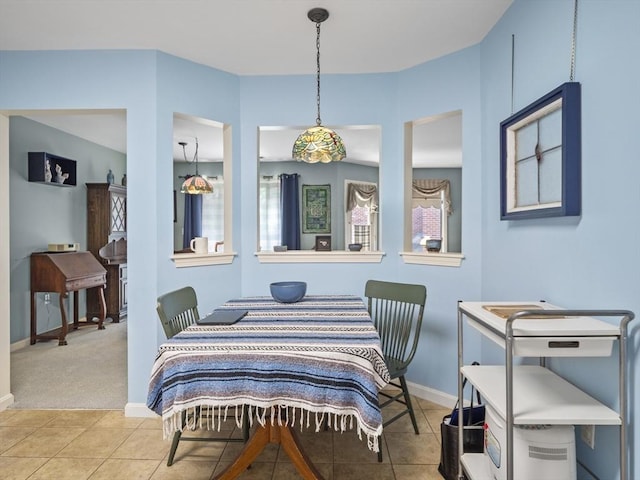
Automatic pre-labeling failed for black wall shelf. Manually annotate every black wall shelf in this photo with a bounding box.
[28,152,77,187]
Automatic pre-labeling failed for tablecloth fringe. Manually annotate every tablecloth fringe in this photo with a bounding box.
[163,403,381,452]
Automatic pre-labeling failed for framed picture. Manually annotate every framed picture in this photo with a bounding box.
[315,235,332,251]
[500,82,581,220]
[302,184,331,233]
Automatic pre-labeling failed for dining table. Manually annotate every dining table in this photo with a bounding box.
[146,294,391,480]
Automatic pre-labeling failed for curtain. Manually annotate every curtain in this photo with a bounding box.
[346,182,378,251]
[182,193,203,250]
[280,173,301,250]
[412,179,452,214]
[259,176,281,251]
[346,182,378,211]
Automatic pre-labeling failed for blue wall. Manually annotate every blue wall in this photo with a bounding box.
[1,0,639,476]
[478,1,640,478]
[1,50,168,407]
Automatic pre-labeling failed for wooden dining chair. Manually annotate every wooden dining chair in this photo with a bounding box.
[364,279,427,462]
[156,286,250,466]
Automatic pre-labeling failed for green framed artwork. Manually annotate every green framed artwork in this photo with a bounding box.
[302,184,331,233]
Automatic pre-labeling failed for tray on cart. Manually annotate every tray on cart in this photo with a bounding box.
[482,304,552,319]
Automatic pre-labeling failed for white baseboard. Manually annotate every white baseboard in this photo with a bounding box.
[125,402,159,418]
[0,392,15,411]
[10,338,30,352]
[406,380,457,409]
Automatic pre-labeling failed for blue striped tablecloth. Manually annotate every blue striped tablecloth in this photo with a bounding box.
[147,295,390,451]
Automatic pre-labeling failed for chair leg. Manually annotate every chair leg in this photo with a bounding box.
[167,429,183,466]
[399,375,419,435]
[167,410,188,466]
[242,405,250,442]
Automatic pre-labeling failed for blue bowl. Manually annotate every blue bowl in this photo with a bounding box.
[270,281,307,303]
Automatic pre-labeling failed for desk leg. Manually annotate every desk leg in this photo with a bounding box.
[58,292,69,346]
[73,290,79,330]
[97,286,106,330]
[30,291,37,345]
[213,423,324,480]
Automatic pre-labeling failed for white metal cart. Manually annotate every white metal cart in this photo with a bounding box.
[456,301,634,480]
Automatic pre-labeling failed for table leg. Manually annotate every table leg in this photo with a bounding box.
[213,423,324,480]
[279,424,325,480]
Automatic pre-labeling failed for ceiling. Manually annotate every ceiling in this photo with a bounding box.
[5,0,511,166]
[1,1,512,76]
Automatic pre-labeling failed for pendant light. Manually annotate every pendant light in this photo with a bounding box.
[180,138,214,194]
[292,8,346,164]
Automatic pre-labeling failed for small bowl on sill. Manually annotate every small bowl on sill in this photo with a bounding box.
[348,243,363,252]
[425,239,442,253]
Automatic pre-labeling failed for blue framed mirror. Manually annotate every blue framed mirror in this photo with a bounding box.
[500,82,581,220]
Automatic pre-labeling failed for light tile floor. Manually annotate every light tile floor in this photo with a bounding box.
[0,395,451,480]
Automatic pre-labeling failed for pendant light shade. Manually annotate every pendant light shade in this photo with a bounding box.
[292,125,347,164]
[292,8,346,163]
[181,174,214,194]
[179,139,213,194]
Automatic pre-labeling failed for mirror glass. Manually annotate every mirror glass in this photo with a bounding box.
[173,113,225,253]
[258,125,381,252]
[408,110,462,253]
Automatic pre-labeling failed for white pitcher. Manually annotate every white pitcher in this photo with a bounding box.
[190,237,209,254]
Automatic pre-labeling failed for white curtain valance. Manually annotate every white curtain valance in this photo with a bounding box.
[412,179,452,215]
[346,183,378,211]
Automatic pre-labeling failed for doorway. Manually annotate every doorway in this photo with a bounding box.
[2,109,128,409]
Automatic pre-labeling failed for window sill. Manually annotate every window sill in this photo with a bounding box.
[256,251,385,264]
[400,251,465,267]
[171,252,236,267]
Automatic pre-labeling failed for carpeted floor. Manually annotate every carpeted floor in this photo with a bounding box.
[9,320,127,409]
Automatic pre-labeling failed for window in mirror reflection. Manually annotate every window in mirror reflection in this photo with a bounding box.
[202,177,224,251]
[409,110,462,253]
[411,179,451,252]
[259,175,281,251]
[345,180,378,251]
[173,113,225,254]
[258,125,381,252]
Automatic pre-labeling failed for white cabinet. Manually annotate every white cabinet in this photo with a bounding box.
[457,301,634,480]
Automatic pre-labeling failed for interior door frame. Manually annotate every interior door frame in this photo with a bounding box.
[0,113,13,409]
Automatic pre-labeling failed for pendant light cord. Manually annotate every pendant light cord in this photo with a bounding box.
[315,21,322,126]
[511,0,578,114]
[194,138,200,176]
[569,0,579,81]
[180,138,200,176]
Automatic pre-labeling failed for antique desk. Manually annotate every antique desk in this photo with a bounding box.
[30,251,107,346]
[147,295,390,480]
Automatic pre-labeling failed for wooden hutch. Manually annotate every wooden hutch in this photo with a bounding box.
[86,183,127,322]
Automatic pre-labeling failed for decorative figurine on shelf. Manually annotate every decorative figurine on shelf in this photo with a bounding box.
[44,159,52,182]
[121,174,127,186]
[107,169,114,184]
[54,164,69,184]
